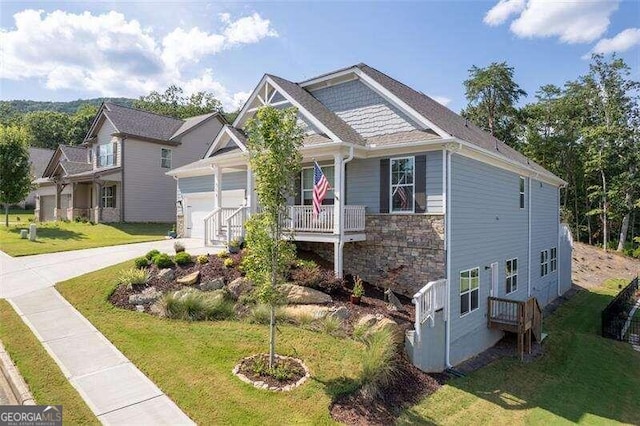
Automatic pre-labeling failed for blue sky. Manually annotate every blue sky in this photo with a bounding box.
[1,1,638,112]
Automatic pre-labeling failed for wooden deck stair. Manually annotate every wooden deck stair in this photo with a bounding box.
[488,296,543,360]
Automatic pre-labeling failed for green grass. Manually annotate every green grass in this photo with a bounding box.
[3,208,34,224]
[399,279,640,425]
[57,261,363,425]
[0,301,98,425]
[0,221,169,256]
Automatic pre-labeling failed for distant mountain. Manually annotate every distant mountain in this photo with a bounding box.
[0,97,136,114]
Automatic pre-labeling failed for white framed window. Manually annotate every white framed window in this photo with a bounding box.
[98,143,115,167]
[161,148,172,169]
[506,258,518,294]
[100,186,116,208]
[550,247,557,272]
[540,250,549,277]
[391,156,415,213]
[301,165,334,205]
[519,176,526,209]
[460,267,479,316]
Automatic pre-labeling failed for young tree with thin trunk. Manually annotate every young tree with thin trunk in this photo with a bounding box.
[0,125,33,226]
[242,106,304,367]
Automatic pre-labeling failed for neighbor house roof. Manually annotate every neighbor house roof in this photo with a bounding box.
[28,147,54,179]
[267,74,365,146]
[59,145,87,162]
[170,112,226,140]
[102,103,184,142]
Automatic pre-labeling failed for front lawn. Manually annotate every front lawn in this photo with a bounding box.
[3,209,34,224]
[57,261,364,425]
[0,301,98,424]
[399,279,640,425]
[0,221,169,256]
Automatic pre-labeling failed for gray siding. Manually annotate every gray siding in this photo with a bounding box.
[178,176,213,196]
[124,118,223,222]
[345,151,443,214]
[221,171,246,191]
[530,180,560,305]
[448,154,530,365]
[310,79,418,138]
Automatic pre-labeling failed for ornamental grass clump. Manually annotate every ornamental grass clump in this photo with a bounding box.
[248,304,286,325]
[117,268,149,289]
[197,254,209,264]
[163,290,234,321]
[358,328,400,401]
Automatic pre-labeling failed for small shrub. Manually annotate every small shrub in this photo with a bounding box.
[174,241,185,253]
[248,304,285,325]
[352,276,365,297]
[224,258,235,268]
[283,309,315,327]
[117,268,149,289]
[289,261,344,294]
[163,290,234,321]
[217,250,229,259]
[633,247,640,259]
[145,249,161,260]
[320,315,342,336]
[153,253,174,269]
[174,252,192,265]
[358,328,399,401]
[197,254,209,264]
[134,257,149,269]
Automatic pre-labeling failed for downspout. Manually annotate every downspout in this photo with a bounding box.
[528,176,532,297]
[557,187,561,297]
[339,146,355,278]
[120,137,126,222]
[444,147,453,369]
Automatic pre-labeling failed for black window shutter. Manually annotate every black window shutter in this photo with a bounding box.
[294,173,302,205]
[415,155,426,213]
[379,159,390,213]
[113,185,117,208]
[112,142,118,166]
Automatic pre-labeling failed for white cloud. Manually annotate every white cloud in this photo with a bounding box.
[591,28,640,54]
[484,0,525,26]
[484,0,620,43]
[0,9,277,110]
[431,96,452,107]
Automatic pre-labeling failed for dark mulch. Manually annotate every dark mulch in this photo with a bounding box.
[237,354,306,389]
[330,353,447,426]
[109,252,244,310]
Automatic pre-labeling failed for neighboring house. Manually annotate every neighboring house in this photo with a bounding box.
[34,102,226,223]
[17,147,55,209]
[167,63,572,371]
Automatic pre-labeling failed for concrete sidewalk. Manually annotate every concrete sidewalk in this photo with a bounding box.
[1,238,223,425]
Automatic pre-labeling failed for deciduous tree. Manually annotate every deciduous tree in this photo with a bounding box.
[0,126,33,226]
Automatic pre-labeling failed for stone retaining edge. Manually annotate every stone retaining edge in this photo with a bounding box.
[0,341,36,405]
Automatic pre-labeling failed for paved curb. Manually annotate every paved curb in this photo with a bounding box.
[0,341,36,405]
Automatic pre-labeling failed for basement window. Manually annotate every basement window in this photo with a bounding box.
[550,247,557,272]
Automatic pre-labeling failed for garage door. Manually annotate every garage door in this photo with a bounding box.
[184,195,216,239]
[40,195,55,222]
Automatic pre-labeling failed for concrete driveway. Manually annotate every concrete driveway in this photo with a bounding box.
[0,238,222,425]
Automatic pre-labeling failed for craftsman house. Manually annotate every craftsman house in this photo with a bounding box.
[34,103,225,223]
[167,63,572,370]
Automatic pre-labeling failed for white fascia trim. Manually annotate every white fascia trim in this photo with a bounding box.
[353,68,452,139]
[203,126,247,158]
[265,76,343,143]
[299,68,358,90]
[452,138,567,187]
[233,75,269,128]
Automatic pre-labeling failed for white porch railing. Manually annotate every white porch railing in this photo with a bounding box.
[203,207,240,245]
[281,205,366,233]
[344,205,366,232]
[412,279,447,341]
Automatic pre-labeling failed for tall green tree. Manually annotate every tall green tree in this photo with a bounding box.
[242,106,304,367]
[461,61,527,147]
[133,85,222,119]
[67,104,99,145]
[0,125,33,226]
[22,110,71,149]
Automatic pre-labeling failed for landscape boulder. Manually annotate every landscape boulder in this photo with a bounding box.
[198,277,224,291]
[177,271,200,286]
[279,284,332,304]
[355,313,401,339]
[228,277,254,300]
[327,306,350,320]
[128,287,161,305]
[157,268,175,282]
[283,304,330,320]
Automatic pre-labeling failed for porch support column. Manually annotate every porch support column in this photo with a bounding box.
[54,183,62,220]
[333,153,344,278]
[69,183,76,220]
[213,166,222,233]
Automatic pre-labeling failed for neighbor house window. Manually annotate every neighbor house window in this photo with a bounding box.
[391,156,414,212]
[519,176,526,209]
[161,148,172,169]
[301,165,334,205]
[540,250,549,277]
[98,143,115,167]
[100,186,115,208]
[460,267,479,316]
[506,258,518,294]
[550,247,557,272]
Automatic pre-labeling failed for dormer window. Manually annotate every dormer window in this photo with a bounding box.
[98,143,115,167]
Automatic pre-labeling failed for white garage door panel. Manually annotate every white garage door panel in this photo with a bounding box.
[221,190,245,208]
[40,195,55,222]
[185,195,215,239]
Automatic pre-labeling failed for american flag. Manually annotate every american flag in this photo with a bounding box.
[313,161,330,217]
[397,186,408,209]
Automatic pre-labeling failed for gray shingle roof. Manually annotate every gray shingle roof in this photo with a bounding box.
[29,147,54,179]
[227,126,247,146]
[171,112,222,140]
[356,64,551,176]
[61,161,93,175]
[103,103,184,142]
[267,75,365,146]
[60,145,87,162]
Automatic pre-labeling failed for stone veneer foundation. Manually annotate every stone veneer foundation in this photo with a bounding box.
[298,214,445,296]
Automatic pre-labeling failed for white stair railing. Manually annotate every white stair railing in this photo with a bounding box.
[203,207,240,246]
[225,206,249,244]
[412,279,447,342]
